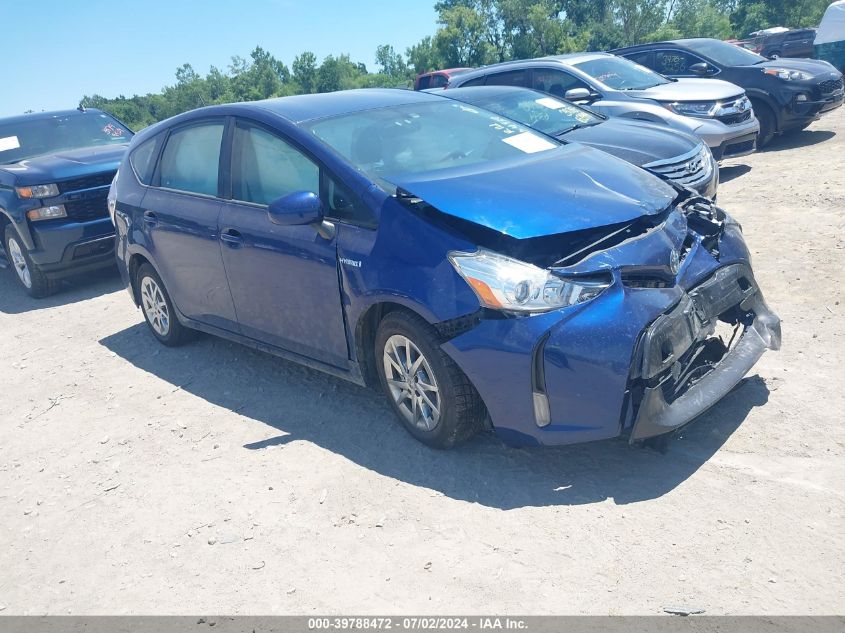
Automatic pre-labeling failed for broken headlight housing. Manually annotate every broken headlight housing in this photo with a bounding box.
[449,250,612,313]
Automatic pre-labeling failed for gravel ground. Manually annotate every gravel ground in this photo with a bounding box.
[0,109,843,616]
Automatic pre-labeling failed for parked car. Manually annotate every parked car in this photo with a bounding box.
[613,38,845,146]
[429,85,718,198]
[446,53,760,160]
[112,89,780,449]
[414,68,471,90]
[754,28,817,59]
[0,108,132,297]
[815,0,845,72]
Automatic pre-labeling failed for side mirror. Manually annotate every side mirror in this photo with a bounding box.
[564,87,594,102]
[267,191,323,226]
[689,62,713,75]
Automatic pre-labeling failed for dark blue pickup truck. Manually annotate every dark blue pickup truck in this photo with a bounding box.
[0,108,132,297]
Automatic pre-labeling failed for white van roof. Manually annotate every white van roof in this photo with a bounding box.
[815,0,845,45]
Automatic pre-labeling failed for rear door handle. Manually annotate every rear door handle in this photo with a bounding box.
[143,211,158,226]
[220,228,244,248]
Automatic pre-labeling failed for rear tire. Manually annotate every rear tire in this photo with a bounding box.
[136,263,192,346]
[375,310,486,449]
[752,100,776,147]
[4,225,58,298]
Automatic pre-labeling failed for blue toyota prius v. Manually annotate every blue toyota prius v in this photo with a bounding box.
[110,89,780,449]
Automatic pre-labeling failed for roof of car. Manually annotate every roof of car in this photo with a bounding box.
[448,52,613,85]
[195,89,442,125]
[0,108,106,125]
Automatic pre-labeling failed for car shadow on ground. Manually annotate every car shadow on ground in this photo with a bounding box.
[719,164,752,184]
[100,323,770,510]
[0,262,123,315]
[762,129,836,152]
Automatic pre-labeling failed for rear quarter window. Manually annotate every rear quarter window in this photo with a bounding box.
[129,136,160,185]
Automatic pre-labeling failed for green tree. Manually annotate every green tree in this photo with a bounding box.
[434,5,495,67]
[292,51,318,93]
[375,44,408,77]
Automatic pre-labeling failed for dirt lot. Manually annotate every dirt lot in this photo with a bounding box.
[1,109,844,616]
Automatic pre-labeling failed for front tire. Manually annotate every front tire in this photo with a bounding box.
[136,263,192,346]
[375,310,486,448]
[4,225,57,298]
[752,100,776,147]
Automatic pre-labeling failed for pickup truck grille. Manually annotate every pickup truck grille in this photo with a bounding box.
[65,194,109,222]
[819,77,844,95]
[644,147,711,188]
[57,171,115,194]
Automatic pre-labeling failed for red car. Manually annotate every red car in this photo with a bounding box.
[413,68,471,90]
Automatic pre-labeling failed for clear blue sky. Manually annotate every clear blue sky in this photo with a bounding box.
[0,0,438,117]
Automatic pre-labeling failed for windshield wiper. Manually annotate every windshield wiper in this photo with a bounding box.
[557,121,600,135]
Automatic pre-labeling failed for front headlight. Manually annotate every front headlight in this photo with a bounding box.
[449,250,612,313]
[16,183,59,199]
[664,101,718,118]
[763,67,813,81]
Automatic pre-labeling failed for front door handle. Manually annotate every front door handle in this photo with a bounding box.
[143,211,158,226]
[220,228,244,248]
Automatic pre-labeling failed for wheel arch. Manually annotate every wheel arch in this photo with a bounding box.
[354,301,423,389]
[127,251,158,306]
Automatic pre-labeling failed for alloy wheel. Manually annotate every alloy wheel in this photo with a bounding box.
[382,334,442,431]
[140,276,170,337]
[7,237,32,289]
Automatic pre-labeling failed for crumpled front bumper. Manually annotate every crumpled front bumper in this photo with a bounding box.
[629,264,781,441]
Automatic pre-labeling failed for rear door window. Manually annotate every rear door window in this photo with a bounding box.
[158,122,224,196]
[622,51,654,68]
[484,70,529,87]
[654,50,705,75]
[458,75,487,87]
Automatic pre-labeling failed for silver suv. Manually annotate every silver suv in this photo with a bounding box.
[447,52,760,160]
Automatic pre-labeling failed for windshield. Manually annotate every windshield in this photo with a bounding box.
[467,91,602,136]
[307,101,561,182]
[0,111,132,164]
[680,38,768,66]
[574,56,670,90]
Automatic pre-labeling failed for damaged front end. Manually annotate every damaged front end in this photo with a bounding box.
[424,189,780,446]
[627,262,781,441]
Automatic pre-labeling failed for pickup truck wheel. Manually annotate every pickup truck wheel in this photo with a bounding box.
[4,225,57,298]
[375,310,486,449]
[136,263,192,346]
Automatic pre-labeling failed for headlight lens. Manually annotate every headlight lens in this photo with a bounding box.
[26,204,67,221]
[763,67,813,81]
[449,250,612,313]
[664,101,718,118]
[16,183,59,198]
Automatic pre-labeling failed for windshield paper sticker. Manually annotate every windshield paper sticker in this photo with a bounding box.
[535,97,566,110]
[0,136,21,152]
[502,132,556,154]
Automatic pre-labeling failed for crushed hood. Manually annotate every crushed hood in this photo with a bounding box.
[0,143,127,185]
[631,78,745,102]
[390,143,677,239]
